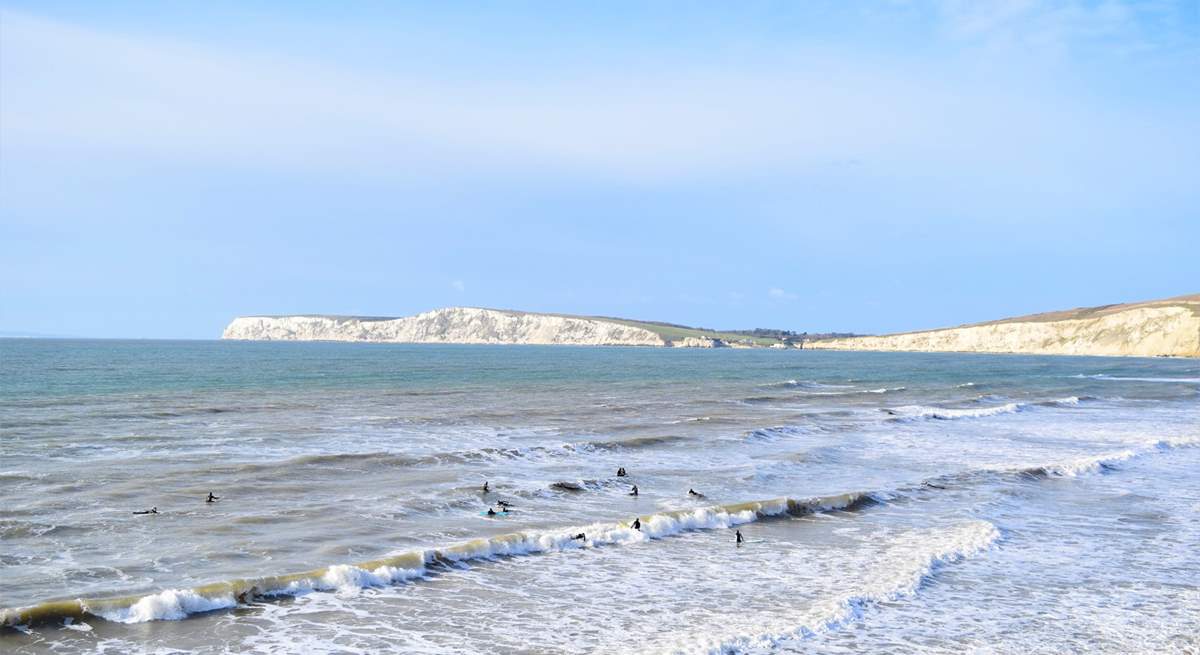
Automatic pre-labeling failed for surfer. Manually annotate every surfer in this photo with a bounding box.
[629,485,639,497]
[616,467,627,477]
[736,529,744,545]
[133,507,158,515]
[688,488,704,498]
[206,492,219,503]
[482,481,489,493]
[496,500,512,508]
[236,586,259,604]
[572,532,586,540]
[487,507,497,517]
[632,517,641,531]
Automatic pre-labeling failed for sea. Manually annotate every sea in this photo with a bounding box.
[1,339,1198,654]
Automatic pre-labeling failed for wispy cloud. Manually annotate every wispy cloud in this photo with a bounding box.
[933,0,1189,55]
[768,288,798,301]
[5,8,1191,187]
[451,280,465,292]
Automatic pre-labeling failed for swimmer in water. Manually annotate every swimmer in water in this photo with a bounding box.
[133,507,158,515]
[496,500,512,508]
[483,481,489,493]
[630,485,639,497]
[487,507,497,517]
[206,492,219,503]
[736,529,744,545]
[617,467,627,477]
[632,518,641,531]
[688,488,705,498]
[572,533,586,540]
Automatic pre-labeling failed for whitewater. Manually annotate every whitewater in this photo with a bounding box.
[1,341,1198,654]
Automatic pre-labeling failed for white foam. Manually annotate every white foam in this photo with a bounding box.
[61,617,92,632]
[889,396,1083,421]
[772,380,855,389]
[706,521,1001,653]
[1074,374,1200,383]
[276,563,427,597]
[806,386,906,396]
[1011,436,1199,478]
[1038,450,1139,477]
[442,504,775,562]
[1151,436,1200,451]
[91,589,237,623]
[891,402,1024,420]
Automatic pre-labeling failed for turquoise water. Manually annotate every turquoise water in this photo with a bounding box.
[2,340,1198,653]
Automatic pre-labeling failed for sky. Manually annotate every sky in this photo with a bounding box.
[1,1,1198,339]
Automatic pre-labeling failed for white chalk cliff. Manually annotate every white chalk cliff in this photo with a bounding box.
[808,294,1200,358]
[222,308,671,346]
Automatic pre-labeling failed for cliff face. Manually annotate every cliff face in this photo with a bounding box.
[809,295,1200,358]
[222,307,669,346]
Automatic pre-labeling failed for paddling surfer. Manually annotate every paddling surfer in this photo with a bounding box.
[629,485,639,497]
[206,492,219,503]
[133,507,158,515]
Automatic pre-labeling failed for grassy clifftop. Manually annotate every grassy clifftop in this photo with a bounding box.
[807,294,1200,358]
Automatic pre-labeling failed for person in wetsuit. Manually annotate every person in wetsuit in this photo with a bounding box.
[572,533,586,540]
[206,492,219,503]
[487,507,497,516]
[133,507,158,515]
[736,529,744,545]
[629,485,639,497]
[688,488,705,498]
[482,481,490,493]
[617,467,627,477]
[632,518,641,531]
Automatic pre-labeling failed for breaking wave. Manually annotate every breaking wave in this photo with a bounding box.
[1072,374,1200,383]
[884,396,1088,421]
[1010,437,1200,479]
[0,493,871,628]
[4,435,1190,630]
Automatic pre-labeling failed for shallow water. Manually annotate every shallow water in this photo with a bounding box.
[1,340,1198,653]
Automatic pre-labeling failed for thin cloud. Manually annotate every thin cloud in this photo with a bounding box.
[451,280,465,292]
[5,8,1188,186]
[768,288,798,301]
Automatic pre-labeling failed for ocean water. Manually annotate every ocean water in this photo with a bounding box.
[1,340,1198,654]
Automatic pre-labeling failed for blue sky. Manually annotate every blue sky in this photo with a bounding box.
[2,1,1198,339]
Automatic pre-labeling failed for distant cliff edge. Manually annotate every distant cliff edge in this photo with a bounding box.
[220,307,793,348]
[807,294,1200,358]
